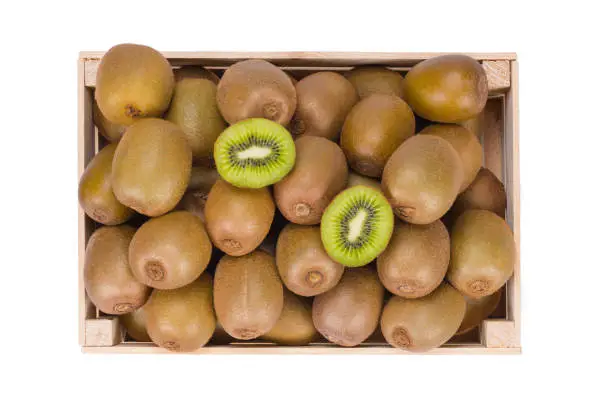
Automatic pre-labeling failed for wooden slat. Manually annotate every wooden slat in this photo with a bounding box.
[84,318,122,347]
[481,320,519,348]
[482,60,511,93]
[483,97,504,180]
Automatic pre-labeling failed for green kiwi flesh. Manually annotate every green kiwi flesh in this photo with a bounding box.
[262,289,318,346]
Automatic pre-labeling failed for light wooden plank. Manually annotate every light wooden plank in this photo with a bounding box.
[84,318,122,347]
[481,320,519,348]
[483,97,504,180]
[482,60,511,93]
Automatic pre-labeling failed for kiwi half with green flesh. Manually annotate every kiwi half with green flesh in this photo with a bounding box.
[273,136,348,225]
[204,179,275,256]
[174,66,220,84]
[341,94,415,178]
[347,172,381,191]
[312,266,384,347]
[290,72,358,141]
[455,289,502,336]
[93,101,126,142]
[345,66,405,100]
[95,44,174,125]
[377,220,449,298]
[321,186,394,267]
[146,274,216,352]
[262,289,318,346]
[382,134,463,224]
[79,144,134,225]
[120,303,151,342]
[84,226,151,315]
[213,250,284,340]
[381,283,466,352]
[217,59,296,125]
[448,210,515,298]
[129,211,212,290]
[214,118,296,188]
[276,224,345,297]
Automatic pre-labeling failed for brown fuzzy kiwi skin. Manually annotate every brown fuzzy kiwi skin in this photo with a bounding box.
[174,66,220,84]
[79,144,134,225]
[290,72,358,140]
[381,283,467,352]
[146,274,216,352]
[460,109,485,141]
[382,134,463,224]
[119,302,151,342]
[95,44,174,126]
[93,101,126,142]
[341,94,415,178]
[174,167,220,223]
[276,224,345,297]
[345,66,405,100]
[377,220,450,299]
[448,210,515,299]
[273,136,348,225]
[455,289,502,336]
[312,266,384,347]
[216,59,296,126]
[262,289,318,346]
[213,251,284,340]
[129,211,212,290]
[84,226,151,315]
[347,172,381,190]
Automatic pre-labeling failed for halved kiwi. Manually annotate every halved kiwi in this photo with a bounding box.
[320,186,394,267]
[213,118,296,188]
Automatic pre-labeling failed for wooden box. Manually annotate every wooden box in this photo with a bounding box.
[78,52,520,354]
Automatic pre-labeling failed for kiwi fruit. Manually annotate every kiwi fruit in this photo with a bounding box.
[213,250,284,340]
[175,167,220,222]
[381,283,466,352]
[312,266,384,347]
[146,274,216,352]
[446,168,507,224]
[95,44,174,125]
[381,134,463,224]
[129,211,212,290]
[262,289,318,346]
[84,226,151,315]
[174,66,220,84]
[321,185,394,267]
[217,59,296,125]
[420,124,483,191]
[119,303,151,342]
[345,66,405,100]
[290,72,358,140]
[204,179,275,256]
[377,220,450,298]
[214,118,296,188]
[79,144,134,225]
[276,224,345,297]
[460,109,485,141]
[93,101,126,142]
[456,290,503,336]
[341,94,415,178]
[347,172,381,191]
[273,136,348,225]
[448,210,515,298]
[403,54,488,123]
[187,166,220,191]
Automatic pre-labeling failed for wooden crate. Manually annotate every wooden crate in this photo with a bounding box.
[78,52,520,354]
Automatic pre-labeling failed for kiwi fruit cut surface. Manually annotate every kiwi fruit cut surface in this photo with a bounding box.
[213,250,284,340]
[276,224,345,297]
[174,66,220,84]
[381,283,466,352]
[204,179,275,256]
[289,71,358,140]
[341,94,415,178]
[321,186,394,267]
[79,144,134,225]
[217,59,296,125]
[84,226,151,315]
[312,266,384,347]
[119,303,151,342]
[456,289,503,336]
[347,172,381,191]
[448,210,515,298]
[382,134,463,224]
[403,54,488,123]
[95,44,174,125]
[262,289,318,346]
[345,66,405,100]
[112,118,192,217]
[93,101,126,142]
[446,168,507,224]
[214,118,296,188]
[129,211,212,290]
[377,220,450,298]
[146,274,216,352]
[273,136,348,225]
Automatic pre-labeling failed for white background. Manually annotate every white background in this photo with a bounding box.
[1,0,610,406]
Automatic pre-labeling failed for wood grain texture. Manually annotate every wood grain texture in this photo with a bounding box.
[84,318,122,347]
[483,60,511,93]
[481,320,519,348]
[483,97,504,180]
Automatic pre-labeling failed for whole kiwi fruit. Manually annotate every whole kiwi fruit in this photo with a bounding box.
[446,168,507,224]
[79,144,134,225]
[460,110,485,141]
[382,134,463,224]
[381,283,466,352]
[175,167,220,222]
[214,250,284,340]
[274,136,348,225]
[456,289,503,336]
[276,224,345,297]
[312,266,384,347]
[262,289,318,346]
[403,54,488,123]
[344,66,405,100]
[93,101,126,142]
[112,118,192,217]
[217,59,296,126]
[95,44,174,125]
[347,172,381,191]
[84,226,151,315]
[341,94,415,177]
[129,211,212,290]
[119,303,151,342]
[448,210,515,298]
[174,66,220,84]
[377,220,450,298]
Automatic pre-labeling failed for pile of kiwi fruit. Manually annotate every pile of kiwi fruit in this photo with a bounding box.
[80,44,515,353]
